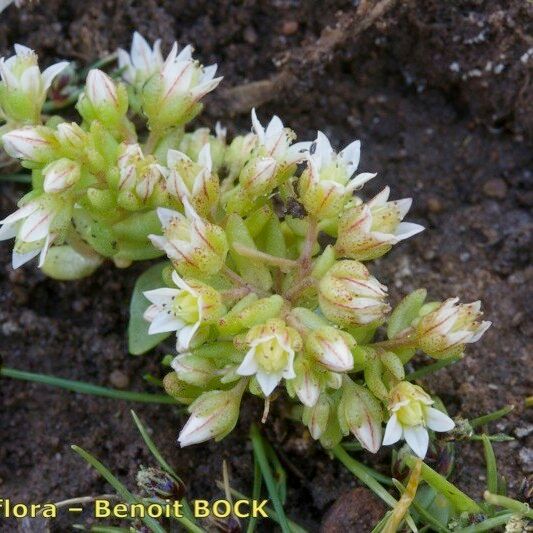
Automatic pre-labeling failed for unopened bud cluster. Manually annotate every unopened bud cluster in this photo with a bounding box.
[0,33,491,458]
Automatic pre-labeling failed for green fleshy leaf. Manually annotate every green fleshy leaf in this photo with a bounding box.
[128,262,171,355]
[387,288,427,339]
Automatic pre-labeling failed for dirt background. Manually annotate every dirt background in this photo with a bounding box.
[0,1,532,531]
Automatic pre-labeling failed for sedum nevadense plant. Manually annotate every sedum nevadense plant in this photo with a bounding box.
[0,33,492,458]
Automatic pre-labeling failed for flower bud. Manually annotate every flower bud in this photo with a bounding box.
[2,126,57,163]
[43,157,81,193]
[336,187,424,260]
[164,144,219,216]
[0,44,68,122]
[415,298,491,359]
[136,467,185,501]
[117,142,164,203]
[178,125,226,173]
[305,326,355,372]
[239,156,278,197]
[178,381,245,446]
[318,260,390,326]
[142,43,222,131]
[55,122,87,152]
[118,32,163,87]
[162,372,203,405]
[302,393,331,439]
[287,355,321,407]
[150,202,228,278]
[338,379,383,453]
[224,133,256,180]
[171,352,218,387]
[78,69,128,126]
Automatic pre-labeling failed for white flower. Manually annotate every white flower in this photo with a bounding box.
[143,270,223,351]
[251,108,311,166]
[159,42,222,105]
[0,196,62,268]
[117,142,162,201]
[149,199,228,277]
[2,126,55,162]
[416,298,492,359]
[237,319,303,396]
[299,131,376,218]
[382,381,455,458]
[117,32,163,85]
[43,158,81,193]
[141,42,223,131]
[86,69,119,108]
[336,186,425,260]
[163,144,219,215]
[0,43,68,120]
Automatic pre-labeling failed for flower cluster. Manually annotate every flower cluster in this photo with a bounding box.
[0,34,492,459]
[0,33,221,277]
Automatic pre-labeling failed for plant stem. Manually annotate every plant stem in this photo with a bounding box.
[484,491,533,518]
[0,367,176,404]
[331,446,418,532]
[284,276,316,303]
[246,456,263,533]
[332,446,397,508]
[299,217,318,272]
[144,130,162,154]
[250,425,291,533]
[406,354,462,381]
[222,265,269,297]
[469,405,514,428]
[217,483,307,533]
[0,172,31,183]
[71,446,166,533]
[232,243,297,272]
[404,455,481,514]
[456,513,515,532]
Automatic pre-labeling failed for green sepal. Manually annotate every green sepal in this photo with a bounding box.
[387,288,427,339]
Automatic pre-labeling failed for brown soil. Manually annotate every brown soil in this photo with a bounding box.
[0,1,531,532]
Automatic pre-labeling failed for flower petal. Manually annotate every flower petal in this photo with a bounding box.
[42,61,69,91]
[404,425,429,458]
[143,287,179,305]
[426,408,455,433]
[382,413,403,445]
[148,312,185,334]
[236,348,259,376]
[12,248,40,269]
[256,370,282,397]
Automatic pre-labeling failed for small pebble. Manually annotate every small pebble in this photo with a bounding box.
[427,195,443,213]
[109,369,130,389]
[483,178,507,199]
[281,20,299,35]
[243,26,258,44]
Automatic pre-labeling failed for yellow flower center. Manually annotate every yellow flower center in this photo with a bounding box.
[255,337,289,373]
[172,291,200,324]
[396,402,427,427]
